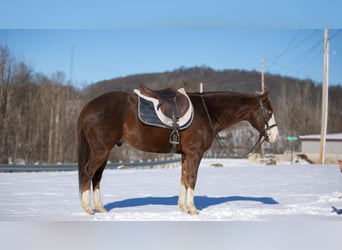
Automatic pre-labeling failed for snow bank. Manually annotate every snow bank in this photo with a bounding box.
[0,159,342,221]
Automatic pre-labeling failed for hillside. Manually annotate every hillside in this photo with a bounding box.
[82,66,263,98]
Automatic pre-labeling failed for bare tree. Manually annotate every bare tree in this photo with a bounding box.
[0,47,13,159]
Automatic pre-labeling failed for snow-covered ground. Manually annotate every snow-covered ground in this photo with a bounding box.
[1,159,342,221]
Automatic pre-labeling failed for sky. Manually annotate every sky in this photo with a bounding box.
[0,1,342,88]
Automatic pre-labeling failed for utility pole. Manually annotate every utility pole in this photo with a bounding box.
[260,57,265,158]
[261,57,265,92]
[319,29,329,164]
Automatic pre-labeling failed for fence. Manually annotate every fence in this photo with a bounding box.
[0,157,181,172]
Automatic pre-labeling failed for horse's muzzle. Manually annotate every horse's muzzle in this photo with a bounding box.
[265,114,279,143]
[265,124,279,143]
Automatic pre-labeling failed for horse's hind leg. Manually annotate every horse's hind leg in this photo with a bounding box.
[81,178,94,215]
[80,149,110,215]
[92,163,107,213]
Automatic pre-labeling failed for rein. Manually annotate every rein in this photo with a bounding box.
[258,96,278,134]
[200,92,270,159]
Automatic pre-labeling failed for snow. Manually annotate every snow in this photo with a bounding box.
[1,159,342,221]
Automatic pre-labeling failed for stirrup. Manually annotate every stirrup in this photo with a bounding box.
[169,130,180,145]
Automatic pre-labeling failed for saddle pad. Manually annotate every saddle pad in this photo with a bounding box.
[135,89,194,130]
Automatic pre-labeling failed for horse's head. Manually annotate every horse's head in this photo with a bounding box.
[249,91,279,143]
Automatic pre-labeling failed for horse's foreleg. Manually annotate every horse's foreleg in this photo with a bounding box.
[178,155,189,212]
[178,186,199,215]
[185,187,198,215]
[178,154,201,215]
[178,184,188,213]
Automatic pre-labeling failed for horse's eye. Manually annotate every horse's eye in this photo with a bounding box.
[268,110,273,115]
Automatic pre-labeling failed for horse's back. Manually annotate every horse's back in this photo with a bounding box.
[83,91,133,110]
[80,91,134,117]
[78,92,136,137]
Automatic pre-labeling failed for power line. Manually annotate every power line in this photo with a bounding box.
[329,30,340,40]
[266,30,302,65]
[266,31,317,66]
[266,31,323,80]
[281,38,323,77]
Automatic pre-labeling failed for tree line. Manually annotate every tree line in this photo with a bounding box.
[0,47,81,164]
[1,46,341,164]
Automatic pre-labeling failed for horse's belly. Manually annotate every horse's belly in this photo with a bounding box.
[123,126,173,154]
[126,137,172,153]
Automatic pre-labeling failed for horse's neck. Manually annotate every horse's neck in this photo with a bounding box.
[205,92,257,132]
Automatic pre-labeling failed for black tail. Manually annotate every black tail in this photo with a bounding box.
[78,125,90,196]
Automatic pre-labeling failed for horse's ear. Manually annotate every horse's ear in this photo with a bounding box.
[261,90,269,100]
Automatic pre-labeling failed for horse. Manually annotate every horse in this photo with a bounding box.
[77,88,279,215]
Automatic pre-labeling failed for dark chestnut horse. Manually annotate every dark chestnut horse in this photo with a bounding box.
[77,89,279,215]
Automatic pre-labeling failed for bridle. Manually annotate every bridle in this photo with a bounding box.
[257,95,278,143]
[200,92,277,158]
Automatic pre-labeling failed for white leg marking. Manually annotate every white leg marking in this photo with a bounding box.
[94,189,107,213]
[186,188,199,215]
[178,184,188,212]
[81,190,94,215]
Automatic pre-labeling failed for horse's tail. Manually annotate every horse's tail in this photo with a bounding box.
[77,122,90,196]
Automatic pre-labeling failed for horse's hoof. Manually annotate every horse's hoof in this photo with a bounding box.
[84,209,95,215]
[188,208,199,215]
[178,205,188,213]
[95,206,108,213]
[83,206,95,215]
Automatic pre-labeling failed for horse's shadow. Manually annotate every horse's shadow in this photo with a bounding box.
[104,195,278,211]
[332,206,342,215]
